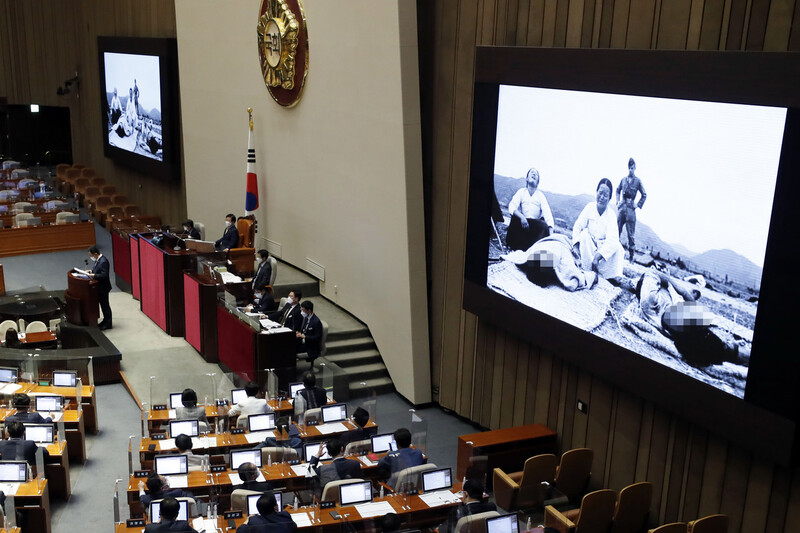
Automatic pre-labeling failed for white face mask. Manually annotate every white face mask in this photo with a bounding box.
[225,220,232,228]
[183,226,189,232]
[301,310,308,318]
[256,257,262,264]
[90,256,97,262]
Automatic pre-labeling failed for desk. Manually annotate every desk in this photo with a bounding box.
[16,331,58,348]
[0,408,86,464]
[31,383,98,436]
[0,210,79,229]
[43,440,70,500]
[146,401,294,434]
[0,221,95,257]
[117,488,461,532]
[11,478,50,533]
[457,424,558,490]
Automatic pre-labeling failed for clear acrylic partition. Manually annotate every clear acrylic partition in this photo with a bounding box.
[14,355,95,387]
[35,447,45,482]
[208,371,244,434]
[408,408,428,456]
[348,381,378,424]
[75,377,83,415]
[148,372,219,409]
[56,419,66,443]
[314,362,335,400]
[4,495,15,528]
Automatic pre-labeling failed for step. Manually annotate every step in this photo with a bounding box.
[325,349,383,368]
[270,280,320,299]
[325,337,377,355]
[349,376,394,397]
[326,327,370,342]
[341,362,390,382]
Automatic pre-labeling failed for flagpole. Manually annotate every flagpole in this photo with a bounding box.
[245,107,259,216]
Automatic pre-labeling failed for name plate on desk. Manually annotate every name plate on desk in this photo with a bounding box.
[127,519,146,527]
[211,465,227,473]
[151,434,166,440]
[152,404,168,411]
[216,399,229,407]
[231,428,246,435]
[134,470,151,478]
[224,511,243,519]
[320,501,335,509]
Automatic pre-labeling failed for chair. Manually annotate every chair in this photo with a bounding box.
[55,164,70,178]
[554,448,593,501]
[125,204,141,217]
[493,453,557,511]
[611,482,653,533]
[100,184,116,196]
[149,497,198,519]
[21,217,42,227]
[344,439,371,456]
[80,167,96,178]
[268,256,277,285]
[453,511,501,533]
[25,321,48,334]
[49,319,61,332]
[229,215,257,276]
[303,408,322,424]
[55,211,78,224]
[14,213,33,227]
[72,163,86,170]
[649,524,688,533]
[13,201,32,213]
[0,320,18,337]
[391,463,438,491]
[194,222,206,240]
[545,489,617,533]
[83,185,102,205]
[106,205,125,222]
[91,176,107,187]
[320,479,367,504]
[92,196,112,218]
[231,489,263,513]
[74,177,91,195]
[260,447,299,464]
[687,514,728,533]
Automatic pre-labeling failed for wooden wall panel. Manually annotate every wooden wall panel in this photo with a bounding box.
[0,0,186,234]
[425,2,800,530]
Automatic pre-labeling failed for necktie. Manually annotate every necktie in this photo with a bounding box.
[301,316,308,333]
[282,305,292,325]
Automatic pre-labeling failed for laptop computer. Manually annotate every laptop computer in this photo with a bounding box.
[231,388,247,405]
[52,370,77,388]
[231,449,262,469]
[321,403,347,423]
[304,442,332,463]
[371,433,398,453]
[339,480,373,506]
[34,395,64,412]
[0,367,18,383]
[421,467,452,493]
[24,424,54,444]
[150,499,189,522]
[0,461,28,482]
[169,393,184,409]
[247,413,276,432]
[247,491,282,516]
[169,419,200,438]
[486,514,519,533]
[154,454,189,476]
[289,382,304,398]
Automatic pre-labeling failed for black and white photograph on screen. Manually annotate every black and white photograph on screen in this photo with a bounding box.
[487,86,786,398]
[103,52,163,161]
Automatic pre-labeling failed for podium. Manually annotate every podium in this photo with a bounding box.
[65,270,98,326]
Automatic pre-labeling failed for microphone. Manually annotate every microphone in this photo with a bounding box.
[84,259,89,267]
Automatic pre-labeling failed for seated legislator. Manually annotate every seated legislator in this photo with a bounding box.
[181,219,201,240]
[294,371,328,416]
[377,428,425,479]
[237,462,274,492]
[237,492,297,533]
[214,213,239,252]
[7,394,52,424]
[0,421,50,465]
[268,290,303,330]
[144,496,198,533]
[254,415,302,455]
[246,285,277,315]
[175,389,210,433]
[229,381,271,423]
[346,407,372,443]
[138,473,194,509]
[309,438,361,490]
[439,478,497,533]
[175,434,205,471]
[252,249,272,290]
[296,300,323,363]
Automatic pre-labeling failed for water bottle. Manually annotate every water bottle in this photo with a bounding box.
[379,485,385,499]
[293,495,299,510]
[526,517,532,533]
[267,453,272,467]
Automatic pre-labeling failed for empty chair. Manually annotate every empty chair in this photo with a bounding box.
[92,195,112,217]
[229,216,256,275]
[344,439,371,456]
[25,321,48,334]
[55,211,79,224]
[112,194,129,206]
[493,453,558,511]
[90,176,107,187]
[555,448,593,501]
[83,185,102,205]
[2,161,20,170]
[100,184,116,196]
[611,482,653,533]
[74,177,91,194]
[303,408,322,424]
[194,222,206,240]
[320,479,368,505]
[55,164,70,178]
[545,489,617,533]
[230,489,262,513]
[106,205,125,221]
[80,167,96,178]
[125,204,141,217]
[13,201,32,213]
[0,320,18,337]
[11,169,30,178]
[268,256,277,285]
[649,524,688,533]
[687,514,728,533]
[391,463,438,492]
[453,511,501,533]
[260,447,299,464]
[72,163,86,170]
[14,213,33,227]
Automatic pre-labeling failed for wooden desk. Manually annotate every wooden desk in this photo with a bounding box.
[16,331,57,348]
[31,383,99,435]
[146,401,295,434]
[12,478,50,533]
[0,407,87,464]
[43,440,70,500]
[0,210,79,229]
[0,221,95,257]
[457,424,558,489]
[117,488,460,532]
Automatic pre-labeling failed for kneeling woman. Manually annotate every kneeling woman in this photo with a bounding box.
[572,178,624,280]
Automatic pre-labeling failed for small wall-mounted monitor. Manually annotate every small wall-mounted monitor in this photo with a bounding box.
[52,370,77,388]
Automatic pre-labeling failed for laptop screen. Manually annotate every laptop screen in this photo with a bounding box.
[52,371,77,387]
[339,480,372,506]
[422,468,452,492]
[169,393,184,409]
[24,424,54,444]
[321,403,347,423]
[248,413,276,432]
[247,492,282,515]
[35,395,64,412]
[231,389,247,405]
[154,455,189,475]
[231,449,262,469]
[371,433,398,453]
[304,442,332,463]
[289,382,304,398]
[169,420,199,438]
[150,500,189,523]
[486,514,519,533]
[0,461,27,482]
[0,367,18,383]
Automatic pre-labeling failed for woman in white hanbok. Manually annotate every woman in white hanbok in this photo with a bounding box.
[572,178,625,279]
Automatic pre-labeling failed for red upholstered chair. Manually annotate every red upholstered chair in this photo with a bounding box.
[229,215,257,276]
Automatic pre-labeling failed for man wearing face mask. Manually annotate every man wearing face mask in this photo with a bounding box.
[181,219,201,240]
[296,300,322,363]
[246,284,277,314]
[87,246,113,330]
[251,249,272,290]
[268,290,303,331]
[214,213,239,252]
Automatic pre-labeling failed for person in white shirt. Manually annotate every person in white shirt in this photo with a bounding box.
[572,178,625,279]
[506,167,554,250]
[229,381,271,428]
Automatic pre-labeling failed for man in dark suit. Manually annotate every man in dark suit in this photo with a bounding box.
[88,245,112,330]
[268,290,302,330]
[181,219,201,240]
[296,300,323,363]
[144,497,197,532]
[238,492,297,533]
[215,213,239,252]
[0,421,50,465]
[7,394,51,424]
[440,478,497,533]
[138,473,194,509]
[237,462,274,492]
[246,285,277,315]
[252,249,272,290]
[309,438,361,492]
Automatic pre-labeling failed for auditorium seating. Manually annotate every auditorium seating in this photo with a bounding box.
[687,515,728,533]
[545,488,616,533]
[649,524,688,533]
[493,453,558,511]
[610,482,653,533]
[453,511,501,533]
[554,448,593,502]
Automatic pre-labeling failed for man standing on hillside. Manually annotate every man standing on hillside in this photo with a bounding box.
[616,157,647,262]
